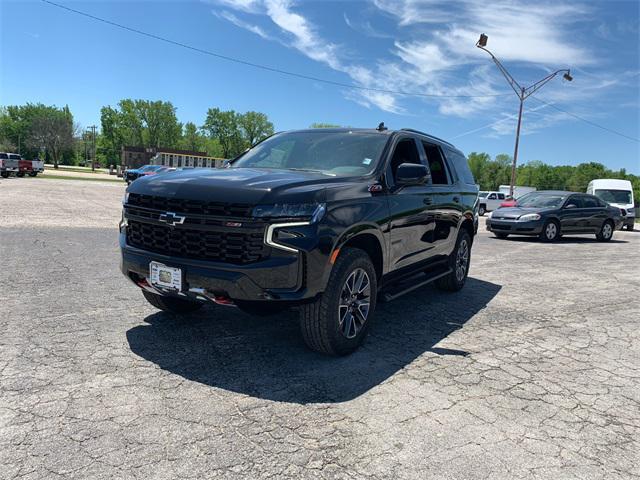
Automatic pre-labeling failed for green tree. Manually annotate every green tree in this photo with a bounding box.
[202,108,244,158]
[180,122,206,152]
[239,111,274,146]
[26,106,75,168]
[467,152,490,186]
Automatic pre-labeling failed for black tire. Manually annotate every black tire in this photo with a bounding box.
[142,289,204,313]
[627,223,634,231]
[299,248,377,356]
[478,204,486,216]
[1,172,10,178]
[596,220,614,242]
[539,219,560,242]
[436,230,472,292]
[29,172,37,177]
[494,232,509,239]
[235,301,287,316]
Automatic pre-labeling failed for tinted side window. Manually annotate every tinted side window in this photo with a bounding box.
[390,139,422,179]
[497,193,506,200]
[446,149,475,185]
[422,142,450,185]
[581,195,599,208]
[0,153,8,159]
[488,193,497,199]
[565,196,583,208]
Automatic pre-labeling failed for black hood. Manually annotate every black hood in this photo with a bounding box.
[127,167,358,205]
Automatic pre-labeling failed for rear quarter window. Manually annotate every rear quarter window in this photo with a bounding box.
[445,149,476,185]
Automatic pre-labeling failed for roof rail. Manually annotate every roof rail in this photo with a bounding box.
[400,128,455,148]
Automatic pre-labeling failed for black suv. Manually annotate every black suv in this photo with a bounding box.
[120,127,479,355]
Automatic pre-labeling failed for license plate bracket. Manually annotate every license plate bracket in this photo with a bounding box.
[150,262,182,291]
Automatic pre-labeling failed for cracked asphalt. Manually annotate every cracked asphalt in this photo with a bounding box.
[1,177,639,479]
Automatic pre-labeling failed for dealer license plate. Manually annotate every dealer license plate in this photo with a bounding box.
[150,262,182,291]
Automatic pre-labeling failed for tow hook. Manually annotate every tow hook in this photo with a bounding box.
[188,287,236,307]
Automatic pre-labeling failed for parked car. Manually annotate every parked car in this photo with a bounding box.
[30,158,45,176]
[120,127,479,355]
[124,165,166,184]
[486,191,623,242]
[587,179,635,231]
[478,191,507,215]
[0,152,19,178]
[500,196,517,208]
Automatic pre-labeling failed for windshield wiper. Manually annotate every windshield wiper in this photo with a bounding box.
[287,168,336,176]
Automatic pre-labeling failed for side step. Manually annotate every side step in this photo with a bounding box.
[379,268,452,302]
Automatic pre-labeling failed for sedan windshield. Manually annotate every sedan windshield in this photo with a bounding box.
[595,189,632,204]
[232,131,389,177]
[516,192,566,208]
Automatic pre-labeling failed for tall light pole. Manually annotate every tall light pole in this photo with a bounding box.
[476,33,573,197]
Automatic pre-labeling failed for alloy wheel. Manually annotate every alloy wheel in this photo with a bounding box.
[602,222,612,239]
[455,239,469,282]
[338,268,371,339]
[545,222,557,240]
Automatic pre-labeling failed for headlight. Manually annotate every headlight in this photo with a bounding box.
[253,203,326,221]
[519,213,541,221]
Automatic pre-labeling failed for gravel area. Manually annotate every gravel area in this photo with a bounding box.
[1,178,638,479]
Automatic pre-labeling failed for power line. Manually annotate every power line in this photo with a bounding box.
[40,0,510,100]
[530,96,640,143]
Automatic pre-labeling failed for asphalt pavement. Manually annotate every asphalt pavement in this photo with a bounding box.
[1,177,639,479]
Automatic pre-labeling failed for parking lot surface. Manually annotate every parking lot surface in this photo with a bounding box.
[1,177,639,479]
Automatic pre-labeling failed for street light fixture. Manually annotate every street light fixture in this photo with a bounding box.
[476,33,572,197]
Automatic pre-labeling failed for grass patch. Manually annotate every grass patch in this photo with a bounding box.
[35,174,124,183]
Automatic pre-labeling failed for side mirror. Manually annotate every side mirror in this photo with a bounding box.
[395,163,430,186]
[565,203,577,209]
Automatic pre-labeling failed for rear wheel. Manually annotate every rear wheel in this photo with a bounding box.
[29,172,37,177]
[436,230,471,292]
[300,248,377,355]
[596,220,614,242]
[539,220,560,242]
[1,172,10,178]
[142,289,204,313]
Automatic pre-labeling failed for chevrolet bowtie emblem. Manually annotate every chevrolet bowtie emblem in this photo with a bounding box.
[158,212,186,226]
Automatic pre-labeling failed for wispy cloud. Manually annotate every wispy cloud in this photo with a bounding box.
[208,0,628,137]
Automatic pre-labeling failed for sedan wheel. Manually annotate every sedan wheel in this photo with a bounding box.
[596,221,614,242]
[540,220,560,242]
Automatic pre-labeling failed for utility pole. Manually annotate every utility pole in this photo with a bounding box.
[87,125,97,171]
[476,34,573,197]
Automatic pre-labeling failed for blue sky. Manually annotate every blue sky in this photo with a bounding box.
[1,0,639,172]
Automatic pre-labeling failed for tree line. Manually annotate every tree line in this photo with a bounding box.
[468,152,639,199]
[0,101,637,199]
[0,100,275,168]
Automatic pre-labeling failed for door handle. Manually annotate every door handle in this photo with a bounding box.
[453,196,461,203]
[423,197,433,205]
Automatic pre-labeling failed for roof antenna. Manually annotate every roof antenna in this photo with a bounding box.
[376,122,387,131]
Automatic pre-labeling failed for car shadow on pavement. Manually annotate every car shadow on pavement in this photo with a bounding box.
[492,236,628,244]
[126,277,501,404]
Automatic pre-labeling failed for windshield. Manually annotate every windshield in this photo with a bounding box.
[231,131,389,176]
[595,189,632,204]
[516,192,566,208]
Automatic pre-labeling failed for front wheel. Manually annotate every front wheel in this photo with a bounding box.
[436,230,472,292]
[596,220,614,242]
[142,289,204,313]
[299,248,377,356]
[539,220,560,242]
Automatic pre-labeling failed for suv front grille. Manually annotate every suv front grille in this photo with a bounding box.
[126,220,268,264]
[128,193,253,218]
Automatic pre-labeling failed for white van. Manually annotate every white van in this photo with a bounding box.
[587,179,635,230]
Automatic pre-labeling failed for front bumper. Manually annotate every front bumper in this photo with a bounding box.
[486,218,543,235]
[120,232,324,304]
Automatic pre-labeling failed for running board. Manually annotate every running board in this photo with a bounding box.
[380,268,452,302]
